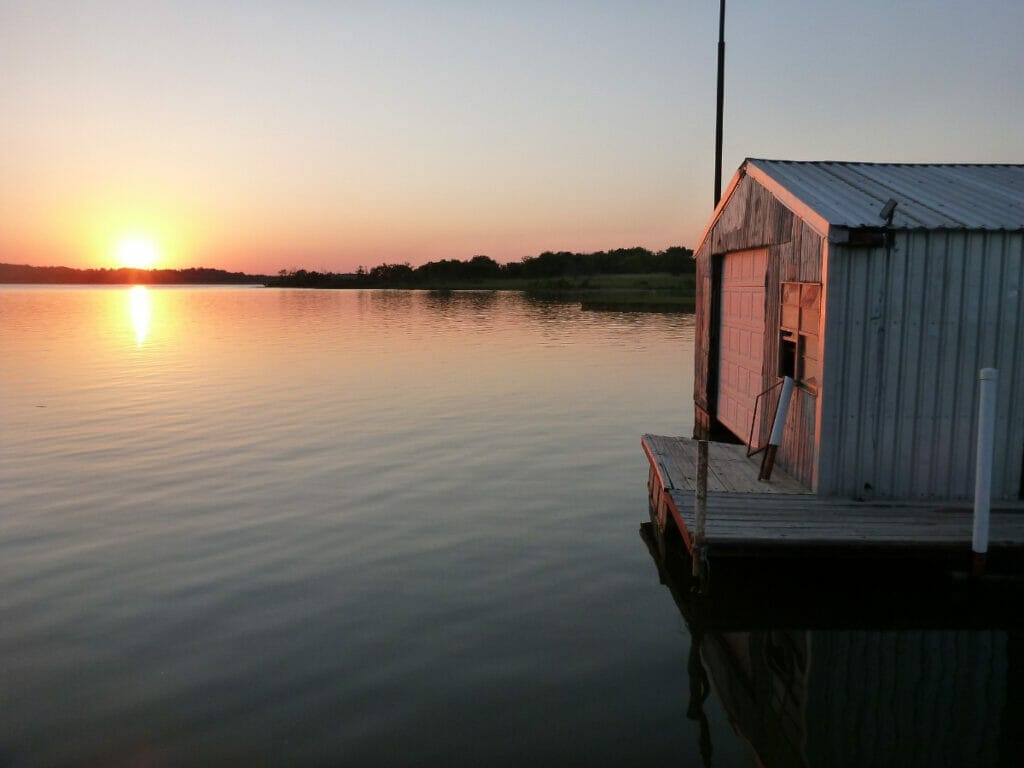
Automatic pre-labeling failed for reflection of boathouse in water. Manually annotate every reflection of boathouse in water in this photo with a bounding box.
[640,524,1024,767]
[643,160,1024,568]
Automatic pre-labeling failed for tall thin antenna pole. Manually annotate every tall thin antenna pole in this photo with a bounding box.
[714,0,726,207]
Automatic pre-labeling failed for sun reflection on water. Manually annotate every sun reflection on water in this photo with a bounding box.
[129,285,151,346]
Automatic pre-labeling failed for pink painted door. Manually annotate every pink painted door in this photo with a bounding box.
[717,248,767,443]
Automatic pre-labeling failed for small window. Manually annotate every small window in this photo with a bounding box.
[779,333,797,379]
[780,282,820,393]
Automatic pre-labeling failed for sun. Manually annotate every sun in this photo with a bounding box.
[115,236,160,269]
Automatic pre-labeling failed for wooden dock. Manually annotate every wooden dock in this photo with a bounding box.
[643,434,1024,562]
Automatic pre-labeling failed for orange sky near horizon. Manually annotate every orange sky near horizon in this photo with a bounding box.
[2,1,1021,275]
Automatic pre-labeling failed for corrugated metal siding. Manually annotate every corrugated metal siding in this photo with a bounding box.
[805,630,1008,768]
[702,628,1009,768]
[748,160,1024,231]
[818,231,1024,498]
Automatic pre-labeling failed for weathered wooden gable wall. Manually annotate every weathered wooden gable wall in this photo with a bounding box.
[694,173,823,488]
[764,217,824,489]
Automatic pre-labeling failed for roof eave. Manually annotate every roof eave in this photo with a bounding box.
[694,159,834,255]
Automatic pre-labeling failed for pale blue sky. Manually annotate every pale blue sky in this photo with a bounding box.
[2,0,1021,272]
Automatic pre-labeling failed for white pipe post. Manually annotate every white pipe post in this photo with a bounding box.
[769,376,795,447]
[759,376,794,481]
[973,368,998,576]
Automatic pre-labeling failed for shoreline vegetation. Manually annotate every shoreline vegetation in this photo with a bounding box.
[0,246,696,312]
[270,247,695,312]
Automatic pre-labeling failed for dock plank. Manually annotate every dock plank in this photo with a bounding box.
[642,434,1024,558]
[667,489,1024,549]
[643,434,812,495]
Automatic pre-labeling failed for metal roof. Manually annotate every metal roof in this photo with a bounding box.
[746,159,1024,231]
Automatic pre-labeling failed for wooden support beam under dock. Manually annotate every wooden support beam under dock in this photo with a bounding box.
[643,434,1024,562]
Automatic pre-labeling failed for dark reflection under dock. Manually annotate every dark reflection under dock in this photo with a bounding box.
[640,521,1024,768]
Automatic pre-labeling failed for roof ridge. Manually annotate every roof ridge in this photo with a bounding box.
[748,157,1024,169]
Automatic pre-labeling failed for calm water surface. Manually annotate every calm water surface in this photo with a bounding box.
[1,287,1019,767]
[1,286,726,766]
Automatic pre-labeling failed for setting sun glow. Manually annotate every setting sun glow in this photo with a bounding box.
[116,237,160,269]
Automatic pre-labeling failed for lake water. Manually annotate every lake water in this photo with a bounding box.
[1,286,1020,767]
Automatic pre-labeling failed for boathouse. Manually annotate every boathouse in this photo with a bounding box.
[693,160,1024,500]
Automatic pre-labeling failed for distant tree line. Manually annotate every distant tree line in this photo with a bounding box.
[0,263,267,285]
[268,246,694,288]
[1,245,694,288]
[511,246,694,279]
